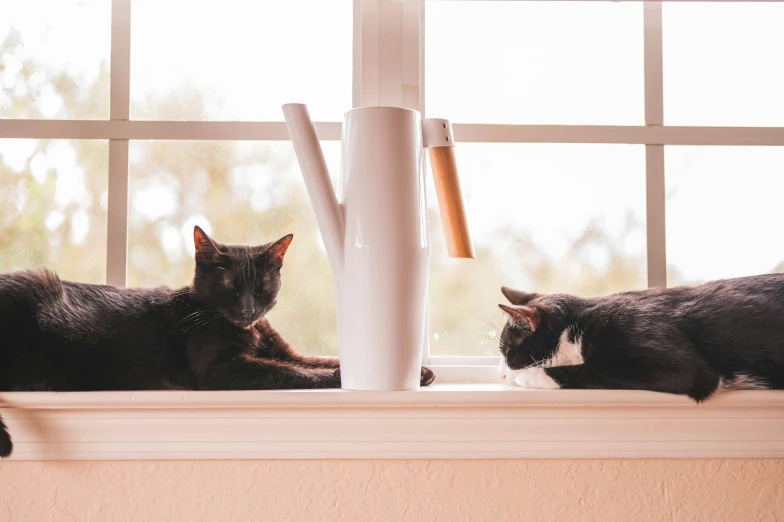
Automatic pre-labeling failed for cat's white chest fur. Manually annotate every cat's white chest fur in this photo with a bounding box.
[542,330,584,368]
[500,330,584,389]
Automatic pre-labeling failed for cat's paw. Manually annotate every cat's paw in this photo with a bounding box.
[514,367,560,389]
[420,366,435,387]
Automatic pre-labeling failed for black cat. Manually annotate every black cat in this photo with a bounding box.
[498,275,784,400]
[0,226,436,457]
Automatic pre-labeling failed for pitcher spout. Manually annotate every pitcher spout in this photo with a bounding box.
[282,103,345,270]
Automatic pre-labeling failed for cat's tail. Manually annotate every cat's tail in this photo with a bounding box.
[0,270,60,459]
[0,269,62,307]
[0,269,62,342]
[0,413,12,458]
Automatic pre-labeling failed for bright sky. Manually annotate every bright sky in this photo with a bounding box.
[2,0,784,283]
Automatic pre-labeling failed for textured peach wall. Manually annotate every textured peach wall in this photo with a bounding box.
[1,460,783,521]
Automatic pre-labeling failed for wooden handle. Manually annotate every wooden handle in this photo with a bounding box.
[427,146,475,259]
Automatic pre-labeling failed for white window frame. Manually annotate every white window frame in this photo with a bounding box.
[2,0,784,376]
[2,0,784,462]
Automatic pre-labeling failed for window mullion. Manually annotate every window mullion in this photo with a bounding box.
[357,0,421,110]
[352,0,362,109]
[644,1,667,289]
[106,0,132,287]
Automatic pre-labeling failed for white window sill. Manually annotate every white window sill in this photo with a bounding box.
[2,384,783,460]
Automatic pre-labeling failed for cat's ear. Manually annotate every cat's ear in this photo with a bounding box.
[193,226,221,263]
[501,287,539,306]
[265,234,294,267]
[498,303,541,332]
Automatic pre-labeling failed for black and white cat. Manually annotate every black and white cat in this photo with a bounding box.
[497,275,784,400]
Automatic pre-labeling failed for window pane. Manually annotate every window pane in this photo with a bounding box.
[426,1,644,124]
[0,0,110,119]
[130,0,352,121]
[428,144,646,356]
[127,140,341,356]
[663,2,784,126]
[0,139,109,282]
[666,147,784,285]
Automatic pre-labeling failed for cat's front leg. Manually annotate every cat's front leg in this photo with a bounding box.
[285,353,341,369]
[525,362,716,401]
[286,352,435,386]
[260,326,435,386]
[256,324,341,369]
[513,367,561,389]
[199,355,341,390]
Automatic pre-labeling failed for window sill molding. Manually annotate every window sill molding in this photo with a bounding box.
[2,385,783,461]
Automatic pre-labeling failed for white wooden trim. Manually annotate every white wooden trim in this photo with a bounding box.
[644,1,667,289]
[357,0,422,110]
[646,146,667,287]
[0,120,343,141]
[358,0,379,106]
[417,0,426,115]
[2,386,783,460]
[106,0,132,287]
[106,140,129,287]
[377,1,404,107]
[109,0,131,120]
[428,356,500,383]
[427,365,500,383]
[2,120,784,146]
[352,0,362,109]
[429,355,499,366]
[429,0,784,2]
[402,0,423,111]
[644,2,664,127]
[449,124,784,146]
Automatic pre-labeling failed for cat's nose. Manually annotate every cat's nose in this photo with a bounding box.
[240,309,255,319]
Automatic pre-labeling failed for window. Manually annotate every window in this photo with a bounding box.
[0,139,109,281]
[1,0,348,358]
[0,0,111,119]
[2,0,784,375]
[665,147,784,285]
[424,0,784,366]
[427,143,647,357]
[129,0,352,121]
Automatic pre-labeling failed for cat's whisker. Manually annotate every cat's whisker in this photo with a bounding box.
[478,313,504,333]
[527,355,548,369]
[171,309,221,334]
[202,315,223,329]
[170,310,206,333]
[470,316,500,331]
[185,320,212,334]
[181,311,222,335]
[467,319,500,339]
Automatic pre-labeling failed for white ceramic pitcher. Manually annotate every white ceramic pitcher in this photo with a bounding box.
[283,104,473,391]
